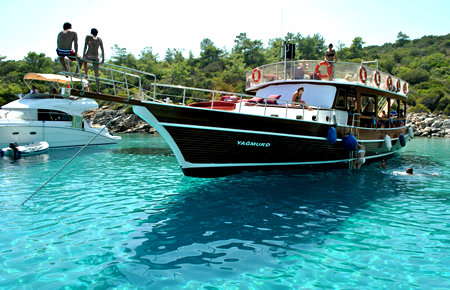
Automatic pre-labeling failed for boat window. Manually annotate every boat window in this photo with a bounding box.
[362,95,376,116]
[256,84,337,108]
[37,109,72,121]
[335,89,346,109]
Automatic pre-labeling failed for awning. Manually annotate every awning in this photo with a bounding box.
[24,73,85,85]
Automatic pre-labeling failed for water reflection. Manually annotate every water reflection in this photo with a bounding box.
[130,169,402,271]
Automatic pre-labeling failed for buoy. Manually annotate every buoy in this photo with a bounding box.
[343,134,357,151]
[384,135,392,151]
[327,127,337,144]
[408,127,414,139]
[399,134,406,147]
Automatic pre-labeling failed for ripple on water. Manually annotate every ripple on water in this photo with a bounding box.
[0,136,449,288]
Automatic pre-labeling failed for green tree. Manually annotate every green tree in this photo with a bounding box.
[23,52,54,73]
[297,34,326,59]
[349,37,365,59]
[396,32,410,47]
[232,33,265,68]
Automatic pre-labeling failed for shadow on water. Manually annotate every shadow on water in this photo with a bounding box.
[113,147,174,156]
[128,167,407,274]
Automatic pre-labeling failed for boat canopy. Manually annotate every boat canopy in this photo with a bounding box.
[24,73,87,85]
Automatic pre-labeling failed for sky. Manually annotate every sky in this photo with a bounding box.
[0,0,448,62]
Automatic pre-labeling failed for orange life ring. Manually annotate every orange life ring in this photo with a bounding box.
[403,83,408,94]
[251,68,261,83]
[396,80,401,92]
[315,61,333,78]
[374,71,381,86]
[386,76,392,90]
[359,66,367,83]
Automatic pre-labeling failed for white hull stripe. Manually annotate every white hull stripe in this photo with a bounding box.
[160,122,400,142]
[182,151,396,169]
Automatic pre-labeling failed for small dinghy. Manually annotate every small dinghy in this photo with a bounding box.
[1,141,49,158]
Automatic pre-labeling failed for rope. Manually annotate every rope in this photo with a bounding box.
[22,106,126,206]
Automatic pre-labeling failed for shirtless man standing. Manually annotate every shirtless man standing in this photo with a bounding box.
[56,22,79,72]
[83,28,104,91]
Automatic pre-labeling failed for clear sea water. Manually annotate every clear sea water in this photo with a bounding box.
[0,135,449,289]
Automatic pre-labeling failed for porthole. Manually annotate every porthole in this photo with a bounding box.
[12,132,19,135]
[296,115,303,120]
[30,132,37,135]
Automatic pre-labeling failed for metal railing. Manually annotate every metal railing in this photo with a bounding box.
[246,60,409,97]
[58,62,352,126]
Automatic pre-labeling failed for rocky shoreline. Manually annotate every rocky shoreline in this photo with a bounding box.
[407,113,450,138]
[86,108,449,138]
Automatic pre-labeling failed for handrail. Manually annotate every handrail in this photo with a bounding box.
[57,62,396,128]
[246,60,409,97]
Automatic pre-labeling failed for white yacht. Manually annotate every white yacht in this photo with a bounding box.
[0,73,120,148]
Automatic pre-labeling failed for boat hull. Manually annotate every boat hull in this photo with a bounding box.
[133,102,408,177]
[0,121,119,148]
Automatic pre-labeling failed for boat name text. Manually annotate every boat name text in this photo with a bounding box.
[237,141,271,147]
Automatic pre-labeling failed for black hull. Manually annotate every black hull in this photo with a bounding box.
[133,102,406,177]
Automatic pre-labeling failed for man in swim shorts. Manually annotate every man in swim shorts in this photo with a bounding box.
[82,28,105,91]
[57,22,80,72]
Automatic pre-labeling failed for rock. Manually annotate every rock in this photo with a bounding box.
[424,117,435,126]
[443,119,450,129]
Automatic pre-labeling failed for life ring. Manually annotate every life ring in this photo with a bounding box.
[386,76,393,90]
[403,83,408,94]
[374,71,381,86]
[359,66,367,83]
[396,80,401,92]
[315,61,333,78]
[251,68,261,83]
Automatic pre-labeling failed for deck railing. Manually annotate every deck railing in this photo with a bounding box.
[245,60,409,97]
[58,62,406,128]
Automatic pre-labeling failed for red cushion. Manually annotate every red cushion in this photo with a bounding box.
[248,97,264,103]
[266,94,281,104]
[268,94,281,100]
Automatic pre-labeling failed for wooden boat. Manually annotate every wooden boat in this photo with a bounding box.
[66,59,413,177]
[1,141,49,158]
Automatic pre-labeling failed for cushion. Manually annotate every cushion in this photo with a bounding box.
[266,94,281,104]
[248,97,264,103]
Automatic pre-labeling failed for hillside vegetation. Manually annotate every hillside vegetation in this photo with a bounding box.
[1,32,448,114]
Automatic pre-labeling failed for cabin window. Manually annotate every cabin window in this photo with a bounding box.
[256,84,337,109]
[37,109,72,121]
[362,95,376,116]
[335,89,346,109]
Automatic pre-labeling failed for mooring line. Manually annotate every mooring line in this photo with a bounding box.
[22,104,128,206]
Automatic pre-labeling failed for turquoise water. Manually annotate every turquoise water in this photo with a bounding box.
[1,135,449,289]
